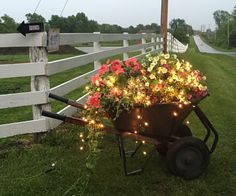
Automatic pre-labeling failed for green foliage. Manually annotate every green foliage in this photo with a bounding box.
[25,13,46,23]
[0,14,17,33]
[169,18,193,44]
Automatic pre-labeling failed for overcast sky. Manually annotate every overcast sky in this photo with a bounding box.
[0,0,235,30]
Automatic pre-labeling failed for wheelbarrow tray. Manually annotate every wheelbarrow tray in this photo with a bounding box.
[112,103,193,138]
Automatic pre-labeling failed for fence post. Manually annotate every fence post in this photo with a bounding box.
[29,33,51,143]
[123,32,129,61]
[93,32,101,69]
[141,33,146,55]
[151,34,156,52]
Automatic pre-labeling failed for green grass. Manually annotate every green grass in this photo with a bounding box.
[1,41,236,195]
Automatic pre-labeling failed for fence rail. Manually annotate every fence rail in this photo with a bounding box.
[0,31,184,139]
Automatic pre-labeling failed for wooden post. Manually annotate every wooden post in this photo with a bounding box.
[141,33,146,55]
[93,32,101,69]
[123,32,129,61]
[30,38,51,143]
[151,34,156,52]
[161,0,169,53]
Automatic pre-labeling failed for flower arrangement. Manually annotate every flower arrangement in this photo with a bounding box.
[84,53,207,120]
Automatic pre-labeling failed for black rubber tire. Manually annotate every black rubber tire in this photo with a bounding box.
[173,124,192,137]
[166,136,210,180]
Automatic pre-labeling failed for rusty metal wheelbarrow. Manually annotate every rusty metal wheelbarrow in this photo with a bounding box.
[42,93,218,180]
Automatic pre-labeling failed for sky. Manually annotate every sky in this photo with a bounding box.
[0,0,235,30]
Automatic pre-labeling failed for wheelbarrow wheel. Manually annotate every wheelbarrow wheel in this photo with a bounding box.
[156,125,192,157]
[166,136,210,180]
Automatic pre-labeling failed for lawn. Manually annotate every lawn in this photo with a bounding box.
[0,40,236,195]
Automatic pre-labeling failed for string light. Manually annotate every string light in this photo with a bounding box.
[186,121,190,124]
[143,151,147,155]
[135,141,138,144]
[79,133,83,138]
[178,104,183,108]
[99,124,104,128]
[173,112,178,117]
[144,122,149,126]
[134,131,138,134]
[84,105,88,109]
[80,146,84,151]
[81,139,85,142]
[142,140,146,144]
[137,115,141,119]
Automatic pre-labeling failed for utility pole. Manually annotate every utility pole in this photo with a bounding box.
[227,15,230,48]
[161,0,168,53]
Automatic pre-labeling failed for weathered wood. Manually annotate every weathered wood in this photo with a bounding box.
[0,62,46,79]
[0,91,48,109]
[161,0,169,53]
[0,33,47,48]
[50,69,98,96]
[0,119,47,138]
[123,32,129,60]
[29,46,51,142]
[93,32,101,69]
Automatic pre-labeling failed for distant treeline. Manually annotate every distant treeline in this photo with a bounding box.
[0,12,161,34]
[203,6,236,48]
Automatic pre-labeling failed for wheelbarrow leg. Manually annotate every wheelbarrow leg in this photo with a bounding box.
[117,135,156,176]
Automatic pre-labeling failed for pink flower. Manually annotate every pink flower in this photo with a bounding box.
[91,74,100,86]
[125,58,141,71]
[110,60,122,71]
[98,64,108,75]
[110,87,122,97]
[87,92,101,108]
[110,60,125,75]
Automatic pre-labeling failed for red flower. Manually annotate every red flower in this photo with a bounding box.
[87,92,101,108]
[110,60,122,71]
[110,60,125,75]
[125,58,141,71]
[91,74,100,86]
[163,64,171,70]
[98,64,108,75]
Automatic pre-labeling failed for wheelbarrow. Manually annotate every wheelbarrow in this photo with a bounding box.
[42,93,218,180]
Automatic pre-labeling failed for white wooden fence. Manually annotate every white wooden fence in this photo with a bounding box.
[0,32,166,139]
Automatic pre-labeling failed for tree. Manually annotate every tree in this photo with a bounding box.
[169,18,192,44]
[213,10,230,29]
[0,14,17,33]
[25,13,46,23]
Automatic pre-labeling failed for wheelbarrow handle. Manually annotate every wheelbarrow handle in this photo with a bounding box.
[49,93,86,110]
[42,110,66,121]
[41,110,88,126]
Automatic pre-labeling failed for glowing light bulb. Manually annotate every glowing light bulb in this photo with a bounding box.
[173,112,178,117]
[134,131,138,134]
[135,141,138,144]
[99,124,104,128]
[79,133,83,138]
[142,140,146,144]
[84,105,88,109]
[144,122,149,126]
[178,104,183,108]
[143,151,147,155]
[81,139,85,142]
[137,115,141,119]
[80,146,84,151]
[186,121,190,124]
